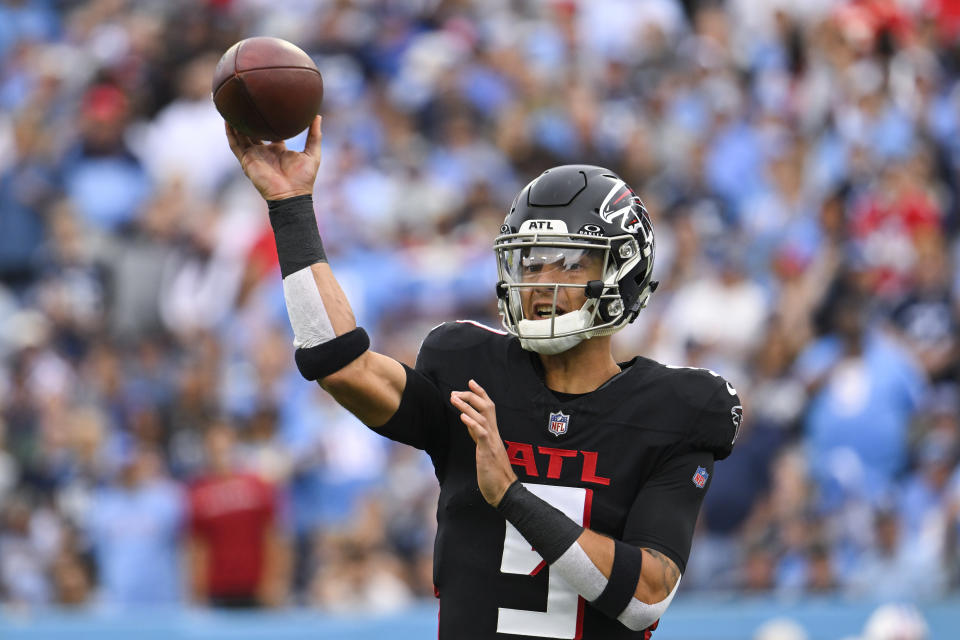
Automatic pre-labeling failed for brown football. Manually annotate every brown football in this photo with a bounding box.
[212,37,323,141]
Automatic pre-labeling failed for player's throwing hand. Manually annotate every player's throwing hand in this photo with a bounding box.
[450,380,518,507]
[224,115,323,201]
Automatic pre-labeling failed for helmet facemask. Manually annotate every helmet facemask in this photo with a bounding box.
[495,231,648,354]
[495,165,658,354]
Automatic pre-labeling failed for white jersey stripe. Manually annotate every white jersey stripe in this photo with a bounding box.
[455,319,507,335]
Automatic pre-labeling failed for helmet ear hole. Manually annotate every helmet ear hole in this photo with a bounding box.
[598,298,624,322]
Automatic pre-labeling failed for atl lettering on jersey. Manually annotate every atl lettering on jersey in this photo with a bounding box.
[505,441,611,486]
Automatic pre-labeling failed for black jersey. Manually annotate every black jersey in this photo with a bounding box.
[375,321,741,640]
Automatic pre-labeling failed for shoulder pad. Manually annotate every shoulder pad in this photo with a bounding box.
[420,320,507,352]
[664,366,742,460]
[417,320,508,372]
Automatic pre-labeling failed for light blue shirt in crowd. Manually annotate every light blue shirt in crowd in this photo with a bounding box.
[86,479,184,606]
[796,331,926,493]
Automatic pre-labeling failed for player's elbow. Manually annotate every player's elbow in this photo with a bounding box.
[616,576,680,631]
[318,351,406,427]
[634,571,675,604]
[617,603,664,632]
[317,350,369,390]
[634,548,681,602]
[616,555,682,632]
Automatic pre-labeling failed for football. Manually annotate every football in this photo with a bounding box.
[212,37,324,142]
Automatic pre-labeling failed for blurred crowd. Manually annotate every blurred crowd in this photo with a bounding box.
[1,0,960,616]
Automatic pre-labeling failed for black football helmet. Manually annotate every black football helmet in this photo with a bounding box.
[495,165,657,354]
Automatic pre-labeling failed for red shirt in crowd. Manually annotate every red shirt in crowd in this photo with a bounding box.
[188,472,277,598]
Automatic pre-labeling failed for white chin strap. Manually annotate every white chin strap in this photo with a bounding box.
[517,308,593,355]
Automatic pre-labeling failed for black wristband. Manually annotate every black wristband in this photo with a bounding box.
[496,481,583,564]
[591,539,644,618]
[267,195,327,278]
[294,327,370,380]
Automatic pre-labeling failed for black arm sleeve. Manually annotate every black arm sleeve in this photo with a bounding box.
[370,363,449,456]
[621,448,714,573]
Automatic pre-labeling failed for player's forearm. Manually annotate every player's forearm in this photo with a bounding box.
[497,481,679,630]
[553,534,680,632]
[307,262,357,334]
[269,196,369,377]
[269,195,355,338]
[575,529,679,602]
[268,195,407,422]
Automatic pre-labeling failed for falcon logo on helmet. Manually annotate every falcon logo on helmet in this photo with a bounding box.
[494,165,658,355]
[598,182,644,234]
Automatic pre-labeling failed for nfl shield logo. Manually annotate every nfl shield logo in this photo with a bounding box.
[548,411,569,437]
[692,466,709,489]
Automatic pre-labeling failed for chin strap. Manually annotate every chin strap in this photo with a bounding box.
[517,308,593,354]
[519,332,585,355]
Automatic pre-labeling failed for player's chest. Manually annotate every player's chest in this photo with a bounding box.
[453,400,661,535]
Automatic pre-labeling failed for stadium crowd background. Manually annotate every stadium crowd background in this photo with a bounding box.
[1,0,959,628]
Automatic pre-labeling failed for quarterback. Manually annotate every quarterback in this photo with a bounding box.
[226,116,741,639]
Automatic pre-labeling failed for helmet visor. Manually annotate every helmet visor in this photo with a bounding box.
[500,246,606,284]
